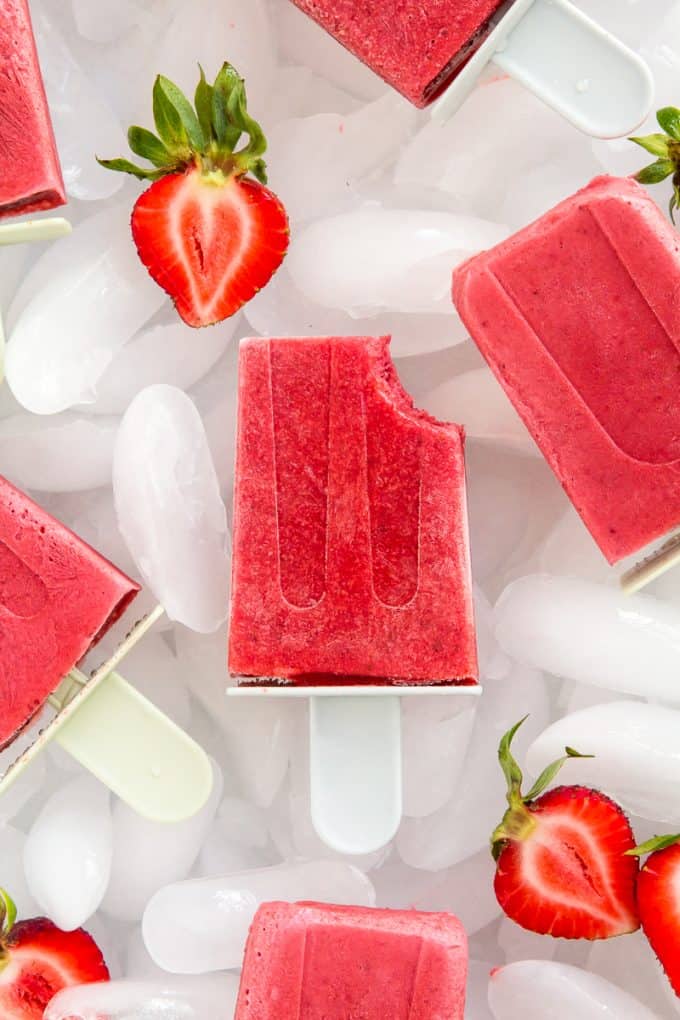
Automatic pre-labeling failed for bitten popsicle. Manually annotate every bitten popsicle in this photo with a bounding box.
[235,901,468,1019]
[228,335,477,686]
[453,175,680,570]
[0,0,66,218]
[0,474,139,749]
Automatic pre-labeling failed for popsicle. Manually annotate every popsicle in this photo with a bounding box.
[235,901,468,1019]
[289,0,653,138]
[0,0,66,218]
[228,334,477,686]
[453,174,680,569]
[0,473,139,749]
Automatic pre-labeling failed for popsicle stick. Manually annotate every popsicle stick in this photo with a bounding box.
[433,0,653,138]
[620,534,680,595]
[54,671,213,823]
[0,217,71,246]
[309,695,402,855]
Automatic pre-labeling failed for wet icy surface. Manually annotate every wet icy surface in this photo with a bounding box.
[1,0,679,1016]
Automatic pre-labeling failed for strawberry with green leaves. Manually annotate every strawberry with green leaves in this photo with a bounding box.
[631,105,680,221]
[628,834,680,997]
[491,718,640,940]
[99,63,289,327]
[0,888,108,1018]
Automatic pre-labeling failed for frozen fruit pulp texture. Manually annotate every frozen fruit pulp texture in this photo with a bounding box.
[290,0,509,107]
[228,335,477,684]
[0,475,139,749]
[235,901,467,1019]
[453,174,680,564]
[0,0,65,217]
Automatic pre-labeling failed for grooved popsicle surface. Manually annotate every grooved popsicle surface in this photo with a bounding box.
[228,335,477,685]
[290,0,508,106]
[0,475,139,749]
[0,0,65,218]
[453,175,680,564]
[235,902,467,1019]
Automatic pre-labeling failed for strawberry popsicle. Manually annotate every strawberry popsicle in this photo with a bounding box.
[0,0,65,218]
[235,901,468,1019]
[0,474,139,748]
[453,174,680,565]
[290,0,507,107]
[228,335,477,686]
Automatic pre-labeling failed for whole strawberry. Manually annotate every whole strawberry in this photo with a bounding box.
[99,63,289,327]
[628,834,680,996]
[491,718,639,940]
[0,888,109,1017]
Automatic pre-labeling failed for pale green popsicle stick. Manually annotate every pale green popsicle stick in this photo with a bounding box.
[0,217,71,245]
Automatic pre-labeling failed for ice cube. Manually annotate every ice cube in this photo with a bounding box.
[0,825,39,918]
[84,318,237,417]
[24,776,113,930]
[397,665,550,870]
[71,0,153,42]
[118,634,191,729]
[0,756,46,824]
[495,574,680,701]
[142,860,376,972]
[0,413,118,493]
[287,207,508,316]
[32,2,127,201]
[267,93,416,223]
[526,702,680,823]
[488,960,660,1020]
[113,385,230,633]
[402,697,476,818]
[410,849,502,936]
[6,206,165,415]
[101,758,222,923]
[44,976,240,1020]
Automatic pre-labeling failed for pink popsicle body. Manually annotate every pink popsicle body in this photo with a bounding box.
[235,901,468,1019]
[0,475,139,749]
[0,0,65,218]
[453,175,680,565]
[290,0,507,107]
[228,335,477,686]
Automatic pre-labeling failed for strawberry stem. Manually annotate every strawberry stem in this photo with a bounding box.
[491,718,592,861]
[0,889,17,938]
[630,105,680,223]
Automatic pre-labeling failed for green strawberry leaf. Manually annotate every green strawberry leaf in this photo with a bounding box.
[657,106,680,141]
[156,74,205,152]
[629,133,670,158]
[0,890,17,937]
[195,66,215,144]
[635,158,675,185]
[627,833,680,857]
[127,126,174,168]
[96,157,166,180]
[212,63,243,149]
[524,746,593,803]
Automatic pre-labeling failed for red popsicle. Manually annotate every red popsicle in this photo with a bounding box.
[290,0,507,107]
[0,475,139,749]
[0,0,65,218]
[228,335,477,686]
[235,901,468,1019]
[453,174,680,565]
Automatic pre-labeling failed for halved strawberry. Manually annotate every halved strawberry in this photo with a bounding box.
[491,718,639,940]
[99,64,289,327]
[629,833,680,996]
[0,889,108,1018]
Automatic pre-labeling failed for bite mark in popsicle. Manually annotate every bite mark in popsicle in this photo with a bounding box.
[0,475,139,750]
[0,0,66,218]
[234,901,468,1019]
[228,335,477,686]
[453,175,680,567]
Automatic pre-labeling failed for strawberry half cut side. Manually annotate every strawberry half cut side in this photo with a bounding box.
[629,834,680,997]
[98,64,289,327]
[0,889,109,1019]
[491,718,640,940]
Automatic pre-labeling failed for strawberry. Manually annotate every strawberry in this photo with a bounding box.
[491,718,639,940]
[0,889,108,1018]
[628,833,680,996]
[98,64,289,327]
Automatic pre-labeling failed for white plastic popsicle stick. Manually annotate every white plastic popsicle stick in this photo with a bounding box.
[228,684,482,854]
[0,216,71,246]
[0,606,213,822]
[433,0,653,139]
